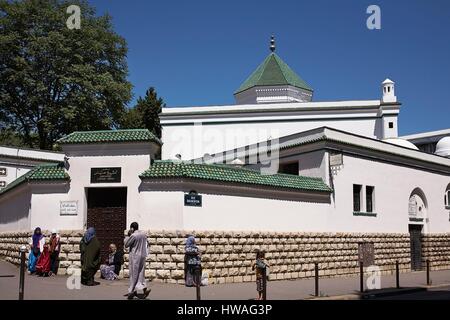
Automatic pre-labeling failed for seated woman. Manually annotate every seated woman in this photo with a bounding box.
[35,241,51,277]
[100,244,123,280]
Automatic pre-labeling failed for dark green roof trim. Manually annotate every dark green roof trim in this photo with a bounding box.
[235,53,313,94]
[0,163,69,196]
[57,129,162,146]
[140,161,332,193]
[353,212,377,217]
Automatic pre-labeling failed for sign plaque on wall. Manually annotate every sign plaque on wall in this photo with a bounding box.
[358,242,375,266]
[329,153,343,166]
[90,167,121,183]
[184,192,202,207]
[60,201,78,216]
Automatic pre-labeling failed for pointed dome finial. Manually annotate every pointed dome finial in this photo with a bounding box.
[270,35,275,53]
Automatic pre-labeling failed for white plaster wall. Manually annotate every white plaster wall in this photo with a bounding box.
[382,115,398,139]
[65,152,151,229]
[330,154,450,233]
[0,162,33,187]
[136,191,184,230]
[297,150,329,185]
[181,193,330,232]
[0,186,31,232]
[30,184,76,231]
[162,118,380,160]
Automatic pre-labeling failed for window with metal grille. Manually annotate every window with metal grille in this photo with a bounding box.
[446,189,450,208]
[353,184,362,212]
[366,186,375,212]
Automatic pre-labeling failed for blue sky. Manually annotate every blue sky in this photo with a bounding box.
[89,0,450,135]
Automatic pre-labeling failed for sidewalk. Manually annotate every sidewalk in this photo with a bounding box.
[1,260,449,300]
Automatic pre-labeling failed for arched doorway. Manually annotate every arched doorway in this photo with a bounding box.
[408,188,427,271]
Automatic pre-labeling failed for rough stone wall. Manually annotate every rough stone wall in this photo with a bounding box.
[1,230,449,284]
[422,234,450,270]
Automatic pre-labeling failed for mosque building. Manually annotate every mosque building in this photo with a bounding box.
[0,37,449,282]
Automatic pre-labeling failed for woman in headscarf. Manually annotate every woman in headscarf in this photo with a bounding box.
[49,229,61,276]
[100,243,123,280]
[28,227,45,274]
[35,240,51,277]
[80,227,101,286]
[184,235,201,287]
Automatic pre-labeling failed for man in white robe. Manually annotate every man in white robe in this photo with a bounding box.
[124,222,150,299]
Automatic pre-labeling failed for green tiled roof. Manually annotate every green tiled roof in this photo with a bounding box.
[140,161,331,193]
[235,53,313,94]
[57,129,162,145]
[0,164,69,196]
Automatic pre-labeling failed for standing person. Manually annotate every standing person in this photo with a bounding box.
[124,222,150,300]
[252,250,269,300]
[28,227,45,274]
[80,227,101,286]
[100,243,123,280]
[49,229,61,276]
[184,235,201,287]
[35,240,51,277]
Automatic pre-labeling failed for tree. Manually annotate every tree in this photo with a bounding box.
[121,87,164,139]
[0,0,132,149]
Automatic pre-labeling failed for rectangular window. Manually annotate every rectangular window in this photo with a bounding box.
[353,184,362,212]
[0,167,6,176]
[389,122,394,129]
[278,162,299,175]
[366,186,375,212]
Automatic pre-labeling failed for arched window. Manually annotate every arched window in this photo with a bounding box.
[445,184,450,208]
[409,188,427,222]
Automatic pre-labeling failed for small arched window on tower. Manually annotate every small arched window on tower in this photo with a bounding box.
[445,184,450,209]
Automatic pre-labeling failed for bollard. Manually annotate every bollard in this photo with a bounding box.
[426,260,431,286]
[19,245,26,300]
[196,267,201,300]
[359,261,364,292]
[262,267,267,301]
[396,260,400,289]
[314,262,319,297]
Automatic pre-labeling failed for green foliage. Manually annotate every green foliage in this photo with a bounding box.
[121,87,164,139]
[0,0,132,149]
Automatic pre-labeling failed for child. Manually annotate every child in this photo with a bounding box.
[252,250,269,300]
[184,235,201,287]
[35,241,51,277]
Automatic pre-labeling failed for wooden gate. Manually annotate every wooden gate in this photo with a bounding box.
[86,188,127,262]
[409,224,423,271]
[87,206,126,262]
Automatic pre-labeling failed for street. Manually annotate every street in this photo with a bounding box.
[1,260,450,300]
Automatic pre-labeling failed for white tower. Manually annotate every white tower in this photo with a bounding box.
[382,78,397,103]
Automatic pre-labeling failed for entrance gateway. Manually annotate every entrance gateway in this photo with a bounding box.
[408,189,427,271]
[409,224,423,271]
[86,187,127,261]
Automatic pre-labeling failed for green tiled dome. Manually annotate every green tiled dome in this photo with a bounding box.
[235,53,313,94]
